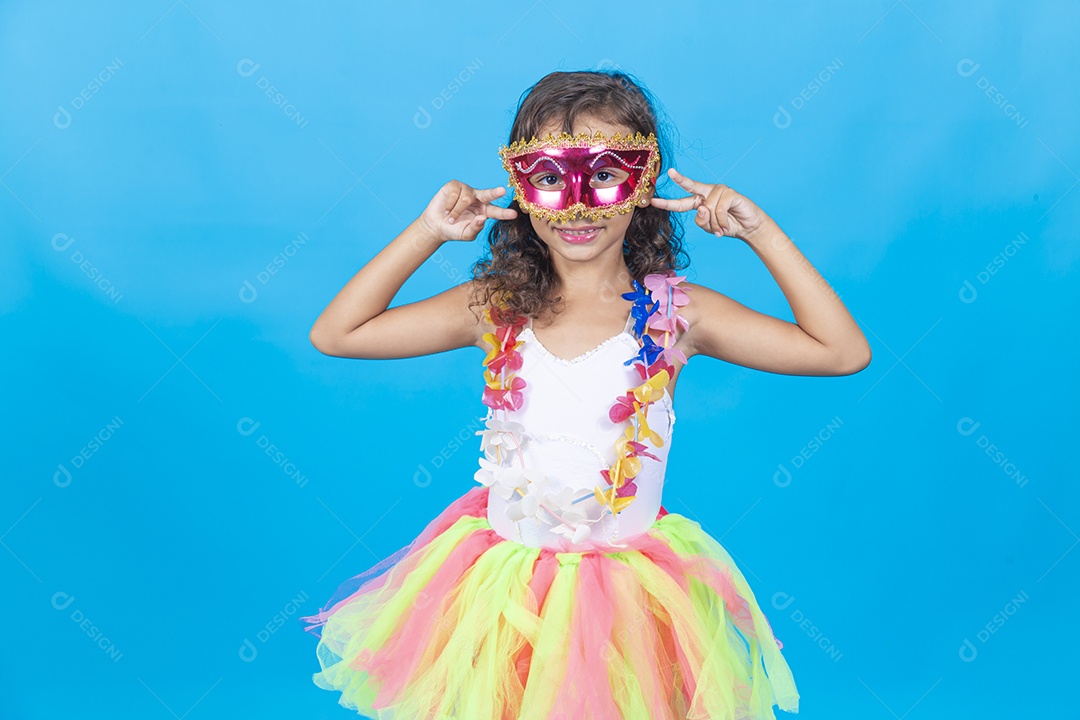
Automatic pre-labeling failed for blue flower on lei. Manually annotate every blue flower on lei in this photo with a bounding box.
[621,280,657,338]
[623,332,664,369]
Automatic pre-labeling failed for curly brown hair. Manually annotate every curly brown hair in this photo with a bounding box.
[468,70,689,325]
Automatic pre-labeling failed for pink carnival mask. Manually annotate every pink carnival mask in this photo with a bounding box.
[499,131,660,223]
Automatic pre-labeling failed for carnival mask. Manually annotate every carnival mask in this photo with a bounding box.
[498,130,660,223]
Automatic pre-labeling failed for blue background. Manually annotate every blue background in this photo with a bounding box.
[2,1,1076,718]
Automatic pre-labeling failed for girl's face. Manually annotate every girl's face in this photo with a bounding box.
[527,115,652,269]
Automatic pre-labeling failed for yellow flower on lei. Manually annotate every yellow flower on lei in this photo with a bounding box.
[628,369,668,447]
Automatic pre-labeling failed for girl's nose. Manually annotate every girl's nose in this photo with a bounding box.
[567,174,585,207]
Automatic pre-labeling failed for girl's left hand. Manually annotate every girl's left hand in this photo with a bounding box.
[650,168,768,241]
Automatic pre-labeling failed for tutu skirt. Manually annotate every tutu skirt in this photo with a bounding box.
[300,486,799,719]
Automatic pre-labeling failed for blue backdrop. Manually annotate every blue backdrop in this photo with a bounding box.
[2,1,1076,718]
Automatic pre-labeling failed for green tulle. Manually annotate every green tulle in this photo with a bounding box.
[308,509,799,719]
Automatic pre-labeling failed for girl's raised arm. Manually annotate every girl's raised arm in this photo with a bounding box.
[309,181,516,359]
[653,168,871,377]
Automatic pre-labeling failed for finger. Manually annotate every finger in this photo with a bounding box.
[461,214,487,240]
[442,184,462,215]
[473,186,507,203]
[710,206,729,236]
[447,190,474,223]
[696,205,713,232]
[650,194,701,213]
[483,203,518,220]
[458,215,485,236]
[667,168,713,197]
[703,183,728,221]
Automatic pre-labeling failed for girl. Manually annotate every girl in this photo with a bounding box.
[301,70,870,719]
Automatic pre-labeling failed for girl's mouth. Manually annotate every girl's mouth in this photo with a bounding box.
[555,226,601,244]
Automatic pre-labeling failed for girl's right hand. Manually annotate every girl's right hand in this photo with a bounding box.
[418,181,519,243]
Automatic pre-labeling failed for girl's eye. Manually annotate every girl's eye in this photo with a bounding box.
[528,172,565,190]
[590,168,629,187]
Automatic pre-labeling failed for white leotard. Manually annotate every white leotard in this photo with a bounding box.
[483,310,676,550]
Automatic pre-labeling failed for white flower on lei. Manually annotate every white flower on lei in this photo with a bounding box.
[473,415,595,544]
[549,522,594,545]
[476,417,527,464]
[503,467,554,520]
[505,471,594,544]
[473,458,528,500]
[473,417,533,499]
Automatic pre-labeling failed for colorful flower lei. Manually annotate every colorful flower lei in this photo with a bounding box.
[475,271,690,544]
[479,301,528,412]
[594,271,691,518]
[476,295,586,536]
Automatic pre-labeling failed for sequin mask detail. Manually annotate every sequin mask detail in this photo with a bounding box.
[499,131,660,223]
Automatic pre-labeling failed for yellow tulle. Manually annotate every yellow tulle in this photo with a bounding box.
[307,501,799,719]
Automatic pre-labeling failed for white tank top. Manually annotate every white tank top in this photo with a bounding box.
[483,309,677,550]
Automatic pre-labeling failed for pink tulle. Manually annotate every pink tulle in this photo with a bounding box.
[299,486,492,633]
[301,486,797,718]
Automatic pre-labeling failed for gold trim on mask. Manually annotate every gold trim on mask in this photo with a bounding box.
[498,130,660,224]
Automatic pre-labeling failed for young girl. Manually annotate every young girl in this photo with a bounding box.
[300,70,870,719]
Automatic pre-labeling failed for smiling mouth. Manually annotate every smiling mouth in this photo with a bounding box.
[555,226,600,236]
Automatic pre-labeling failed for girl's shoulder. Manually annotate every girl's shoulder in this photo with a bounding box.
[631,271,694,354]
[462,279,527,353]
[660,278,724,322]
